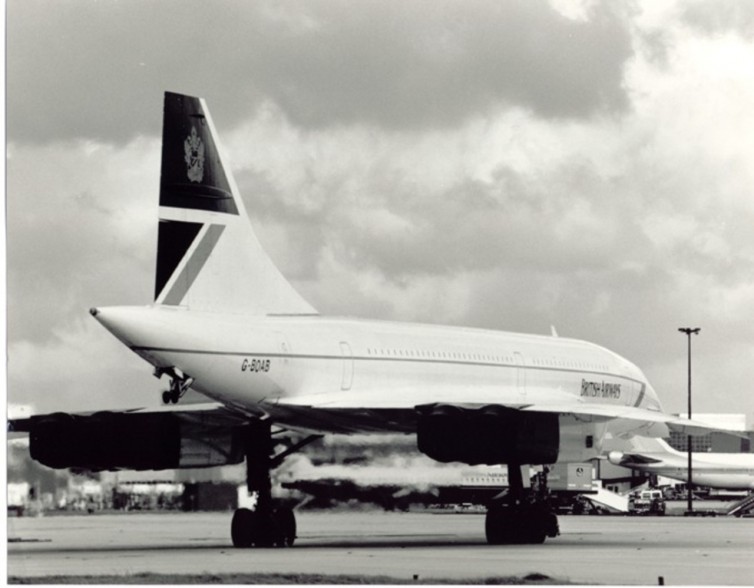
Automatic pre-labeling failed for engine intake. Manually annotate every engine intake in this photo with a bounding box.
[28,411,244,471]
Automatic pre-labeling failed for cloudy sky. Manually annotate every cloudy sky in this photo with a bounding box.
[6,0,754,425]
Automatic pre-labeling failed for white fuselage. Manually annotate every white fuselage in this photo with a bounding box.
[610,447,754,489]
[95,305,664,463]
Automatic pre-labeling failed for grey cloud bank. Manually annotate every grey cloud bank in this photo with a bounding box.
[7,0,754,424]
[8,0,631,144]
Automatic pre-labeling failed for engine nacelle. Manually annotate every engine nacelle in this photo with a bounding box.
[607,451,625,466]
[416,404,559,465]
[29,412,245,471]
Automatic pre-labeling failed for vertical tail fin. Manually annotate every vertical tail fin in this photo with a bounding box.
[627,436,681,456]
[154,92,316,315]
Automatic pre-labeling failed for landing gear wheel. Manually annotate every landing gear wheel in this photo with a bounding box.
[485,508,532,545]
[485,507,513,545]
[253,509,297,547]
[230,507,297,548]
[158,369,194,405]
[274,507,296,547]
[231,508,255,548]
[485,505,557,545]
[162,390,179,404]
[524,523,546,545]
[251,511,276,547]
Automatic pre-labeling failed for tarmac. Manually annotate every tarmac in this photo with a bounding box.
[7,510,754,584]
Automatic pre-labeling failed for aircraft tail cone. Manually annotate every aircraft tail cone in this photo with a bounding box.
[90,305,153,349]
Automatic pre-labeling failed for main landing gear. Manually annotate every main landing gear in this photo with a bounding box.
[231,422,321,548]
[155,367,194,405]
[484,464,559,545]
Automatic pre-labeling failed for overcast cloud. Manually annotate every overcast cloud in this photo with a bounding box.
[7,0,754,425]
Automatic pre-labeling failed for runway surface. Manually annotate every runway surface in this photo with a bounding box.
[8,511,754,584]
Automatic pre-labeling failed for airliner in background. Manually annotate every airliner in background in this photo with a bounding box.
[10,92,725,548]
[608,436,754,490]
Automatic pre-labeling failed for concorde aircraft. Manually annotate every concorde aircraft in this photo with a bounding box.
[608,436,754,490]
[10,92,721,547]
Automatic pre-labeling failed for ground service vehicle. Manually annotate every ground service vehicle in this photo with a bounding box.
[628,489,666,515]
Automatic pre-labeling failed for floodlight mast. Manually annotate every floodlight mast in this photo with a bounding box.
[678,327,700,515]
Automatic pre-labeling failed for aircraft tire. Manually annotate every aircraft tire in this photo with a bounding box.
[525,526,546,544]
[274,507,296,547]
[486,506,552,545]
[246,510,293,548]
[231,508,255,548]
[247,511,273,547]
[485,508,513,545]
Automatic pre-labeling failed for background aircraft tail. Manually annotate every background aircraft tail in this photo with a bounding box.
[627,436,681,456]
[154,92,316,315]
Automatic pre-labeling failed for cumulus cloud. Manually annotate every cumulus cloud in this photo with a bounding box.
[8,0,632,144]
[8,318,161,413]
[7,138,160,344]
[681,0,754,37]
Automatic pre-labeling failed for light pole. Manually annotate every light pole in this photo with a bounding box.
[678,327,700,515]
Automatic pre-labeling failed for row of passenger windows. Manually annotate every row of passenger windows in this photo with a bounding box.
[365,348,513,363]
[532,357,608,371]
[364,347,607,371]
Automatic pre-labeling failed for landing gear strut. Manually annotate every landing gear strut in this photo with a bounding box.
[484,464,559,545]
[231,422,321,548]
[156,367,194,405]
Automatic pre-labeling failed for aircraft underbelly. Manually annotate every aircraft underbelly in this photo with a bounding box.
[265,404,417,435]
